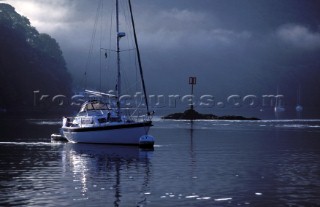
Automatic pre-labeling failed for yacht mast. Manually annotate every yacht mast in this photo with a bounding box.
[116,0,121,116]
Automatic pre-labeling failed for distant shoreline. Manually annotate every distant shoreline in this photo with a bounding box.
[162,109,260,120]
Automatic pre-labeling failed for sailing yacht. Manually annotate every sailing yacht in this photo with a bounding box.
[296,86,303,112]
[274,87,285,113]
[61,0,154,147]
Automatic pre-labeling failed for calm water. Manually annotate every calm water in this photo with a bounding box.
[0,118,320,206]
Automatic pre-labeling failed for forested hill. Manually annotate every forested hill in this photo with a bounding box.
[0,3,72,113]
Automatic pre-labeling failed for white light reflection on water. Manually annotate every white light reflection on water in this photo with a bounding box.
[0,141,62,146]
[26,119,62,125]
[60,143,154,206]
[214,197,232,201]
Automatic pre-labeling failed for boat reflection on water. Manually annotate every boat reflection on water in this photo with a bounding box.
[62,143,153,206]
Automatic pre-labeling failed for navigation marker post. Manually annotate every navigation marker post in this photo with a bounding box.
[189,77,197,110]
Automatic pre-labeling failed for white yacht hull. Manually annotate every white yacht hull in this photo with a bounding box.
[61,121,153,146]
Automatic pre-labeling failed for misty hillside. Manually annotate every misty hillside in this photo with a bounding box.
[0,3,72,112]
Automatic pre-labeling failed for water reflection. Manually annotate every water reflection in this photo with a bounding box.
[189,121,197,179]
[63,144,153,206]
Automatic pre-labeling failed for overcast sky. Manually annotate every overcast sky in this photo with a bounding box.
[2,0,320,117]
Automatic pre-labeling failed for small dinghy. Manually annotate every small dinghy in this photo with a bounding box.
[51,133,68,142]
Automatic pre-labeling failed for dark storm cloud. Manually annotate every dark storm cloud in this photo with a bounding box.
[3,0,320,117]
